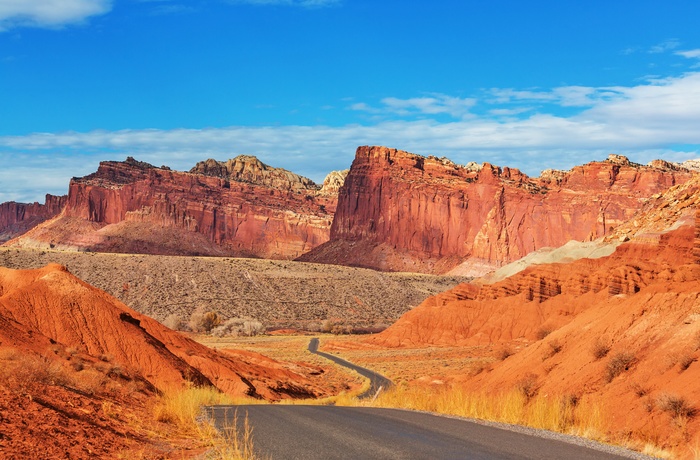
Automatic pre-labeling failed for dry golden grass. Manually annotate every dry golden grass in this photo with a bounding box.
[356,384,606,439]
[152,385,264,459]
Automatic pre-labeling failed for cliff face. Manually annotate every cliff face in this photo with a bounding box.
[11,156,339,258]
[301,146,693,274]
[0,194,67,243]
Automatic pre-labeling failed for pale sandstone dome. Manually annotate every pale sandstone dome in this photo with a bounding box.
[190,155,319,191]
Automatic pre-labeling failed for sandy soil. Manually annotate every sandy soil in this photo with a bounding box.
[0,248,467,330]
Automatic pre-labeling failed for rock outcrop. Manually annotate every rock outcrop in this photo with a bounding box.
[0,263,329,400]
[0,194,66,243]
[364,216,700,454]
[6,156,340,258]
[300,146,693,274]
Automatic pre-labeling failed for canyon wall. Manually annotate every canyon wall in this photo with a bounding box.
[10,156,339,258]
[0,194,67,243]
[300,146,692,274]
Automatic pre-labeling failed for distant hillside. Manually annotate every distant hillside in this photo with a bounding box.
[0,249,467,331]
[4,156,346,259]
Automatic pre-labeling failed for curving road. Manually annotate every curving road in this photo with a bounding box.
[307,337,392,399]
[205,405,645,460]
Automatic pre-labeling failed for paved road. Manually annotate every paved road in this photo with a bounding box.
[205,405,643,460]
[307,337,392,399]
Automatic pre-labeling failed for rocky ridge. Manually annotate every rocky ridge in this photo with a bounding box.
[4,156,343,258]
[300,146,693,275]
[0,194,66,243]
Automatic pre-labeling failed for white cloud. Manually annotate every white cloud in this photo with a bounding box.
[490,86,626,108]
[2,73,700,203]
[649,39,680,54]
[352,94,476,119]
[0,0,112,31]
[677,49,700,59]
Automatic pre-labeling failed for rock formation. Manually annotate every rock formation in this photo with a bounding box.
[367,217,700,453]
[5,156,342,258]
[300,146,693,275]
[0,194,66,243]
[0,263,329,400]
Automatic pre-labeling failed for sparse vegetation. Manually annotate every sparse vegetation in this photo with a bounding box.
[163,313,186,331]
[363,384,605,438]
[496,346,514,361]
[657,393,697,421]
[630,382,650,398]
[536,326,554,340]
[212,317,265,338]
[591,338,610,360]
[605,351,635,382]
[152,385,263,459]
[515,373,540,401]
[542,340,562,360]
[678,353,696,372]
[190,307,222,333]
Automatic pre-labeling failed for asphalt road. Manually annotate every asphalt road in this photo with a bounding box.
[307,337,392,399]
[205,405,643,460]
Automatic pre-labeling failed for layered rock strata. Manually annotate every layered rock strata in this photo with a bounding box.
[0,194,66,243]
[301,146,693,274]
[8,156,340,258]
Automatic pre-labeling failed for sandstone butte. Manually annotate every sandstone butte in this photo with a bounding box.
[299,146,693,275]
[3,156,347,258]
[362,176,700,455]
[0,194,67,243]
[0,263,330,401]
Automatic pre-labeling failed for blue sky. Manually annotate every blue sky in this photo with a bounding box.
[1,0,700,202]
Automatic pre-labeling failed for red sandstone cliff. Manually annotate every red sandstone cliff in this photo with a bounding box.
[6,156,339,258]
[0,194,66,243]
[300,146,693,274]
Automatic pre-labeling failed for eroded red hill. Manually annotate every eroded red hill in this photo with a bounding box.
[361,205,700,456]
[0,263,328,400]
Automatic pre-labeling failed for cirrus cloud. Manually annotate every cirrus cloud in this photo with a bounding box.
[0,0,112,31]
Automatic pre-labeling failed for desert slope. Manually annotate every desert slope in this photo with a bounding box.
[0,264,328,400]
[362,205,700,456]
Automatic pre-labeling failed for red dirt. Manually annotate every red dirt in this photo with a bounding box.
[362,211,700,456]
[0,263,330,400]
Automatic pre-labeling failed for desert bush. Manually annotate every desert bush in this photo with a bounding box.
[163,314,186,331]
[515,373,539,401]
[542,340,562,361]
[657,393,697,420]
[678,353,696,372]
[536,326,554,340]
[189,307,221,333]
[331,324,353,335]
[211,318,265,337]
[591,339,610,360]
[496,346,514,361]
[630,382,650,398]
[605,351,635,382]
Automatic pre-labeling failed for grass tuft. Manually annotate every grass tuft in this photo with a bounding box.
[605,351,635,383]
